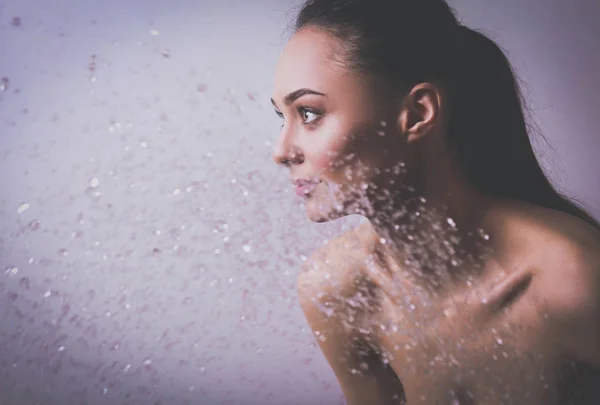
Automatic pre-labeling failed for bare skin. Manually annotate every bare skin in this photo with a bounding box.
[272,27,600,404]
[298,204,600,404]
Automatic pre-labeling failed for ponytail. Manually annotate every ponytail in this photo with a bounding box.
[446,26,600,229]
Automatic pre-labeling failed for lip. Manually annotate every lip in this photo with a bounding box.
[292,179,320,197]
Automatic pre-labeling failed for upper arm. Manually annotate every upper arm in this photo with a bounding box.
[537,248,600,367]
[297,241,405,405]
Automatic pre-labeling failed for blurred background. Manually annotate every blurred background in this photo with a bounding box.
[0,0,598,404]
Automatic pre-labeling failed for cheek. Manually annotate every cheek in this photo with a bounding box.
[306,127,369,179]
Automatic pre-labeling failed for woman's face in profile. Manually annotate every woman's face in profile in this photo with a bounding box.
[271,28,405,222]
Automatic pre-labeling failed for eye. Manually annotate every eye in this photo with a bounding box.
[299,108,321,125]
[274,109,284,127]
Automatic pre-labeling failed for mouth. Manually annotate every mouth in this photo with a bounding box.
[292,179,320,197]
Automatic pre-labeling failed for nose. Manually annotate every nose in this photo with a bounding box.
[272,138,305,167]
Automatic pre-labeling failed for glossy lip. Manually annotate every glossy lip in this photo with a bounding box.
[292,178,320,197]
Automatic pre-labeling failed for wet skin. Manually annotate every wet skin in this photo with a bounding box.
[298,208,600,404]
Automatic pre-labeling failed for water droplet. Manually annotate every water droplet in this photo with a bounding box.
[231,178,237,184]
[123,364,131,372]
[214,249,220,255]
[361,183,369,190]
[409,304,416,311]
[377,130,385,136]
[90,178,99,188]
[150,29,160,36]
[447,217,456,227]
[379,238,387,244]
[242,244,251,253]
[380,120,387,127]
[44,290,52,298]
[496,337,503,345]
[140,141,148,148]
[58,346,65,352]
[173,189,181,195]
[188,385,195,392]
[200,366,206,373]
[17,203,30,214]
[0,77,9,92]
[144,359,152,365]
[103,388,108,395]
[6,267,18,275]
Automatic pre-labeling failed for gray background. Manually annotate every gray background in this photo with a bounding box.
[0,0,598,404]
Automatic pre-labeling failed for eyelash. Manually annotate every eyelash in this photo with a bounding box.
[276,107,322,128]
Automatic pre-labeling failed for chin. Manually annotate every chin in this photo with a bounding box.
[304,197,348,223]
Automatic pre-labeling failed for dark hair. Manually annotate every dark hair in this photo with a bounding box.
[293,0,599,229]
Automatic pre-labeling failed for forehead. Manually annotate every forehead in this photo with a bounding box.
[272,28,345,101]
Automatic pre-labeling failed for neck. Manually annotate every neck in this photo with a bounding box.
[364,167,495,292]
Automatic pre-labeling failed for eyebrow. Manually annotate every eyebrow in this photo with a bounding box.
[270,88,326,108]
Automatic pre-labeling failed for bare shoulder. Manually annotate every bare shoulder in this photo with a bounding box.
[514,204,600,292]
[508,204,600,366]
[297,222,375,305]
[296,223,405,404]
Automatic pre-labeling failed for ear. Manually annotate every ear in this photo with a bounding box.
[397,83,444,143]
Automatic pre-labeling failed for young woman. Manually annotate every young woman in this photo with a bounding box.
[270,0,600,403]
